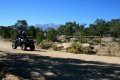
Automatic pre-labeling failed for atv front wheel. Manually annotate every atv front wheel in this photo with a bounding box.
[12,43,17,49]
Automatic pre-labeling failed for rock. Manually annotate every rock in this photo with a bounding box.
[102,37,113,42]
[58,35,66,42]
[70,38,78,42]
[82,43,90,48]
[56,44,63,48]
[63,43,72,49]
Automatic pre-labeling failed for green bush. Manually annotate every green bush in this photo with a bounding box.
[88,41,94,45]
[36,30,44,44]
[39,40,53,49]
[81,47,92,54]
[93,38,101,44]
[11,30,18,40]
[67,42,82,54]
[68,48,81,54]
[52,45,62,51]
[46,28,57,41]
[67,42,95,54]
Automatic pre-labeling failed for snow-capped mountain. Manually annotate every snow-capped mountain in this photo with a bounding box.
[36,23,61,30]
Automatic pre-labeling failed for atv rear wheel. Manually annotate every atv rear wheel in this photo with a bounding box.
[30,45,35,51]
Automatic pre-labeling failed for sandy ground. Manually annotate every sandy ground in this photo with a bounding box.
[0,40,120,80]
[0,40,120,65]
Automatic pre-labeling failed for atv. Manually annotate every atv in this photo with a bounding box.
[12,36,35,51]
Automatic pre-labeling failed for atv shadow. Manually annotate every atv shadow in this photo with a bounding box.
[0,52,120,80]
[14,48,47,52]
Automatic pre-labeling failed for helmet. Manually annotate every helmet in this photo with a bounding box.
[22,31,26,34]
[19,30,22,34]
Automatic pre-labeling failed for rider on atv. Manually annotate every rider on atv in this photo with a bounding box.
[15,30,22,44]
[12,30,35,51]
[21,31,27,39]
[16,30,27,44]
[16,30,22,39]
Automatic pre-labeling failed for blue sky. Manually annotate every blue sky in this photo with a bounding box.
[0,0,120,26]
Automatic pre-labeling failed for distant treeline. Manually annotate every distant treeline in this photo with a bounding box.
[0,19,120,44]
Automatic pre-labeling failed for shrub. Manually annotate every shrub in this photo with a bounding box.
[67,42,82,54]
[36,30,44,44]
[93,38,101,44]
[88,41,94,45]
[81,47,92,54]
[68,48,81,54]
[67,42,95,54]
[39,40,53,49]
[46,28,57,41]
[52,45,62,51]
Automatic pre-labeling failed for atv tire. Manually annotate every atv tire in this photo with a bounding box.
[30,45,35,51]
[12,43,17,49]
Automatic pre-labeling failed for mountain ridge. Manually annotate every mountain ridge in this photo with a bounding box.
[35,23,61,30]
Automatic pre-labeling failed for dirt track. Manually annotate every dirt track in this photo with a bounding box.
[0,40,120,80]
[0,40,120,64]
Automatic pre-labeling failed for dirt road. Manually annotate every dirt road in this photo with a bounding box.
[0,40,120,80]
[0,40,120,64]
